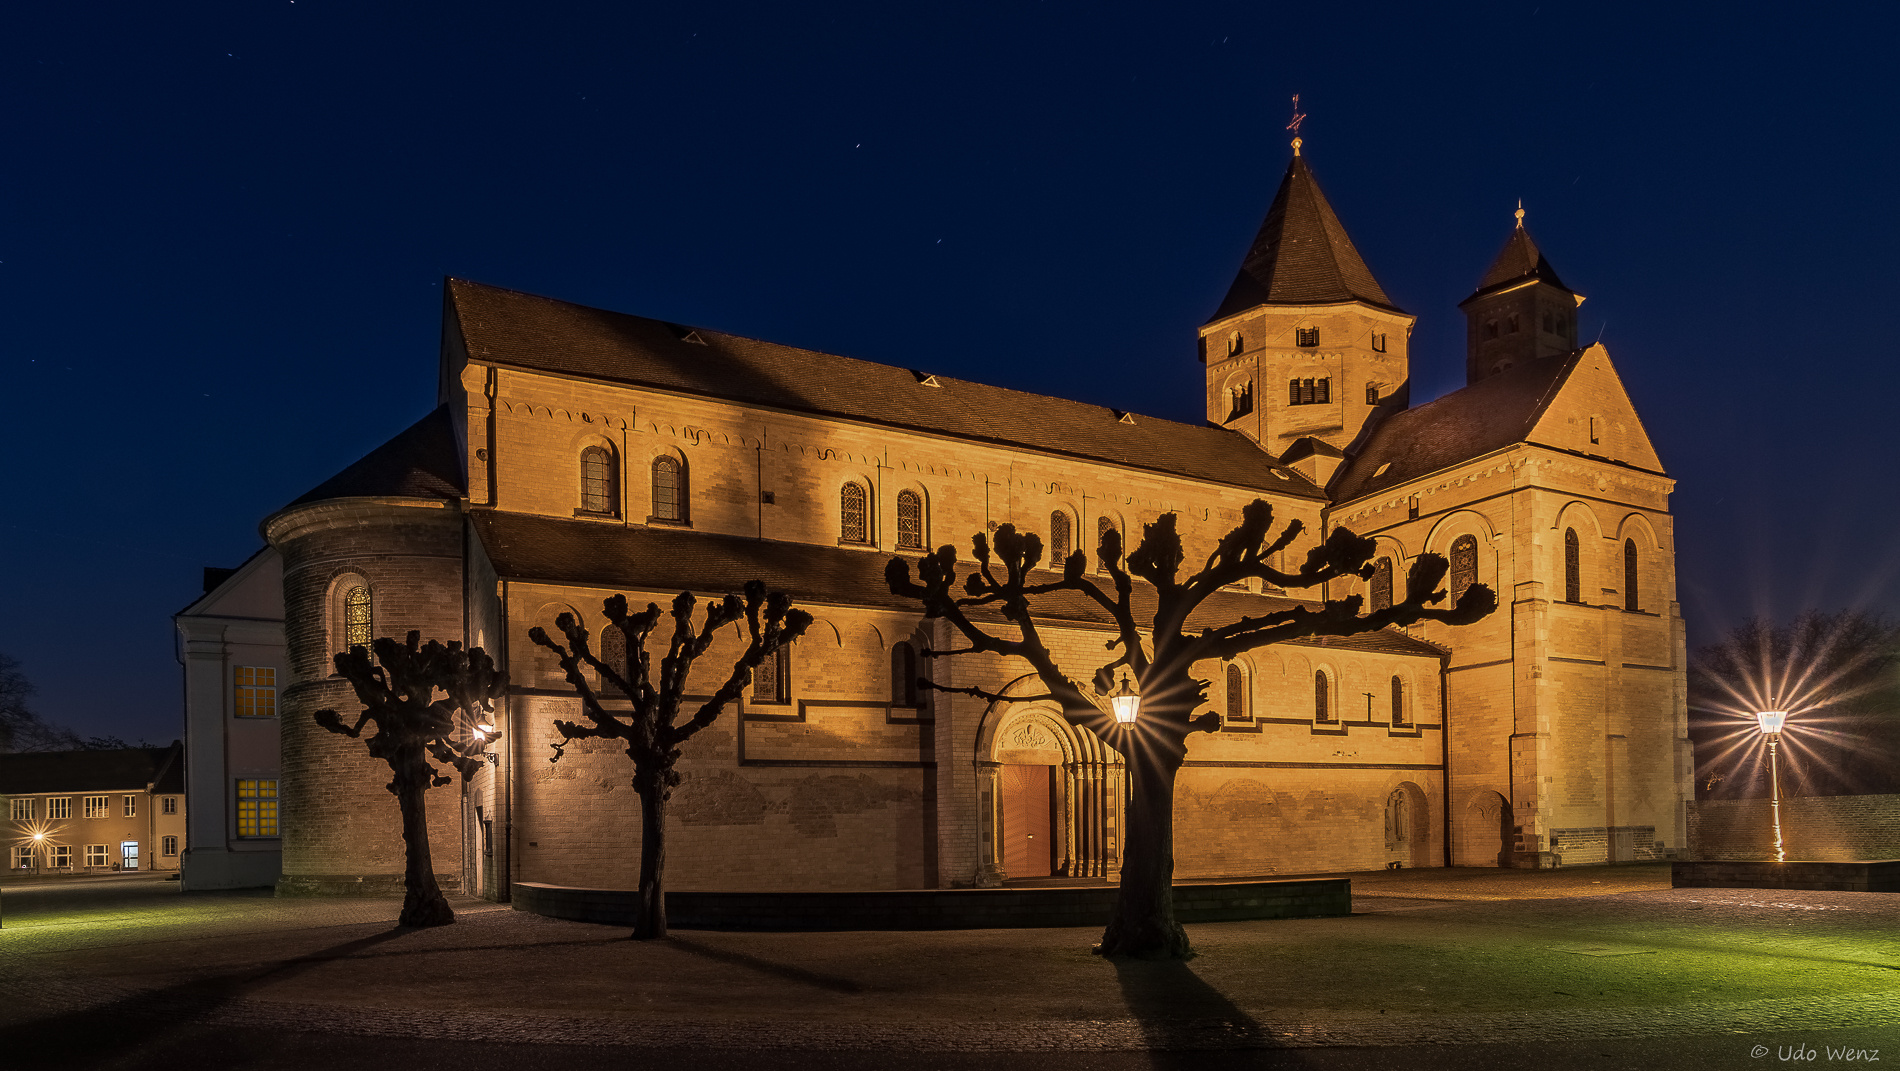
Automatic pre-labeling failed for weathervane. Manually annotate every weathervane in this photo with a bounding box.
[1287,93,1306,155]
[1515,198,1526,228]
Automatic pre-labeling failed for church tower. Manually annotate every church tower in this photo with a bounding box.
[1458,207,1584,384]
[1200,139,1414,487]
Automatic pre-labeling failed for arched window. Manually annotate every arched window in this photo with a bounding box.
[1450,535,1477,606]
[1564,528,1581,603]
[1314,671,1331,722]
[1390,675,1406,726]
[896,490,923,550]
[1369,557,1393,612]
[891,642,918,706]
[841,482,869,543]
[753,643,790,704]
[1624,538,1639,611]
[598,625,627,687]
[651,456,684,523]
[580,446,617,515]
[1049,510,1072,565]
[1225,663,1247,723]
[1097,516,1119,566]
[343,585,373,650]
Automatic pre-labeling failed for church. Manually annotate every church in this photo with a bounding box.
[175,141,1690,897]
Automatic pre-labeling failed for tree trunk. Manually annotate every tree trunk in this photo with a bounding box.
[633,780,668,940]
[395,751,455,929]
[1096,742,1189,959]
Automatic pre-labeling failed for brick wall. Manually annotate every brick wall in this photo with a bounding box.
[1687,795,1900,862]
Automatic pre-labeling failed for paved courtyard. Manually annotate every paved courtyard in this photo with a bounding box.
[0,865,1895,1068]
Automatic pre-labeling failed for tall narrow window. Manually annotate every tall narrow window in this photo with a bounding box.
[896,490,924,550]
[1049,510,1072,565]
[753,644,790,704]
[891,642,918,706]
[1564,528,1581,603]
[1225,664,1248,723]
[1624,538,1639,611]
[1369,557,1393,612]
[343,586,372,649]
[1365,384,1379,405]
[841,482,869,543]
[1371,332,1387,352]
[651,456,683,523]
[162,836,178,857]
[1450,536,1478,606]
[1097,517,1118,565]
[579,446,617,515]
[162,797,177,815]
[1391,676,1406,725]
[235,666,276,718]
[1484,321,1499,340]
[235,780,279,838]
[1314,671,1331,722]
[123,795,136,818]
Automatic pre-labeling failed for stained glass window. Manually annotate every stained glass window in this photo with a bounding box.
[236,779,278,838]
[1564,528,1581,603]
[580,446,615,514]
[1314,671,1330,722]
[896,490,923,550]
[652,456,682,522]
[1450,536,1477,606]
[1049,511,1072,564]
[1370,557,1393,612]
[841,483,868,543]
[344,586,372,649]
[1225,664,1247,722]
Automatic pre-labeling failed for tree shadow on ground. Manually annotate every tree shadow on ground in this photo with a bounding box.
[664,935,866,994]
[1112,954,1325,1069]
[0,927,412,1071]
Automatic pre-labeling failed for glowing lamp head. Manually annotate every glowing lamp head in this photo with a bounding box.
[1754,709,1788,735]
[33,831,44,841]
[477,723,496,736]
[1109,677,1141,725]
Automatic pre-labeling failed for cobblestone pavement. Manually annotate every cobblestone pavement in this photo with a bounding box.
[1,867,1896,1053]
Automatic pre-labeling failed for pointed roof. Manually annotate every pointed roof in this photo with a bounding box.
[281,404,465,510]
[1209,154,1402,323]
[1461,213,1576,305]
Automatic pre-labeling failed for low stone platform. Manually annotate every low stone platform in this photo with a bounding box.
[512,877,1352,930]
[1671,859,1900,892]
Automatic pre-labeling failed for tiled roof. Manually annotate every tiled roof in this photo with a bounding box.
[446,281,1324,500]
[0,743,183,795]
[469,511,1443,661]
[1330,350,1583,503]
[1209,154,1402,323]
[1462,222,1576,303]
[283,404,464,510]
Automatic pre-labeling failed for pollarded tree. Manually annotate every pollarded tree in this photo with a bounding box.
[529,581,812,940]
[315,632,507,928]
[886,500,1496,960]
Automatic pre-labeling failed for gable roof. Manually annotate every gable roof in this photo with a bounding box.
[1461,221,1577,305]
[282,404,465,510]
[1330,349,1585,503]
[446,279,1324,499]
[469,511,1444,661]
[1208,154,1402,323]
[0,743,183,795]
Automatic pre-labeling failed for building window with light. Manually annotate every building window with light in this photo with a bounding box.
[84,795,109,819]
[162,796,177,815]
[123,795,136,818]
[9,799,31,821]
[11,846,35,869]
[235,666,277,718]
[162,836,178,857]
[651,456,686,524]
[1369,557,1393,612]
[896,490,924,550]
[236,780,279,838]
[47,797,70,820]
[84,844,107,867]
[1624,538,1639,611]
[579,445,618,516]
[1049,510,1072,565]
[1564,528,1582,603]
[343,585,373,649]
[48,845,71,868]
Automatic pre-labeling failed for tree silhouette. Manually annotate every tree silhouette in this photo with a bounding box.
[314,632,506,928]
[529,581,812,940]
[887,499,1495,960]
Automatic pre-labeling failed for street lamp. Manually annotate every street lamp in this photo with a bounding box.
[1109,676,1141,725]
[1754,702,1789,864]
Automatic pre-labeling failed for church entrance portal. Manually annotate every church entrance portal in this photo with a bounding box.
[1001,764,1056,878]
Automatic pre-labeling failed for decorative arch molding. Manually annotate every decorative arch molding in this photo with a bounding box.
[1614,511,1662,550]
[1382,778,1432,868]
[1421,508,1499,555]
[970,676,1124,885]
[1551,499,1606,539]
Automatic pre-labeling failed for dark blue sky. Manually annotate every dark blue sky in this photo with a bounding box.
[4,1,1897,742]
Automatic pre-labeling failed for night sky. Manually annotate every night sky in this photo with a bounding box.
[4,2,1897,743]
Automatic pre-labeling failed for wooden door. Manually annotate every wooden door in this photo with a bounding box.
[1001,764,1054,878]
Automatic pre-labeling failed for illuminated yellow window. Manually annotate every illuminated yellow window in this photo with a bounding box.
[235,666,277,717]
[123,795,136,818]
[344,586,373,649]
[236,779,279,838]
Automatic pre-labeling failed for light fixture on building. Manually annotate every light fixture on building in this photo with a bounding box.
[1110,677,1141,725]
[1754,701,1788,864]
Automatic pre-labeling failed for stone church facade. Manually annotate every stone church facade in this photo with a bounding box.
[178,146,1691,895]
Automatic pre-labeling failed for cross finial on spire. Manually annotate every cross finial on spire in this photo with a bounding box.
[1515,199,1526,228]
[1287,93,1306,155]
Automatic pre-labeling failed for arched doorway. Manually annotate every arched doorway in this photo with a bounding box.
[974,686,1124,884]
[1458,790,1512,867]
[1384,782,1430,869]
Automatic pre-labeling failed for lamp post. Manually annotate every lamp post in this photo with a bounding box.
[1109,676,1141,725]
[1754,704,1788,864]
